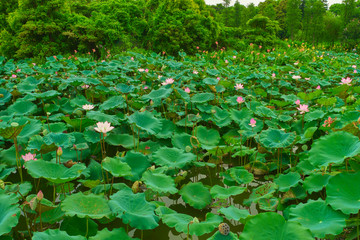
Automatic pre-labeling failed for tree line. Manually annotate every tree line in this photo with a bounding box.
[0,0,359,60]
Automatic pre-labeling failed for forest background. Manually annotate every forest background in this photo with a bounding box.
[0,0,359,61]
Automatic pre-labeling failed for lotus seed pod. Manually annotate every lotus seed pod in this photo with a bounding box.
[44,103,50,109]
[185,145,192,152]
[218,223,230,235]
[211,109,216,114]
[346,95,356,103]
[11,122,19,127]
[192,217,199,223]
[302,145,308,151]
[0,94,3,98]
[0,180,5,190]
[166,98,172,103]
[132,181,141,193]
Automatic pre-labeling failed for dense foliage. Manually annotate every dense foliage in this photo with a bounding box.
[0,44,360,239]
[1,0,360,60]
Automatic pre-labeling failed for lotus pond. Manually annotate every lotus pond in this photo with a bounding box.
[0,47,360,240]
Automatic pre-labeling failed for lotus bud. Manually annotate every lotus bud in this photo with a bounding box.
[301,145,308,151]
[46,112,51,116]
[57,147,63,156]
[36,190,43,201]
[149,165,155,171]
[185,146,192,152]
[218,223,230,236]
[192,217,199,224]
[11,122,19,127]
[150,100,154,106]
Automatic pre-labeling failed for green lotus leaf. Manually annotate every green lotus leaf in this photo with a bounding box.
[99,96,125,111]
[128,111,162,135]
[156,206,222,236]
[152,147,196,169]
[258,197,279,211]
[308,131,360,167]
[303,173,331,194]
[27,135,57,153]
[31,90,60,99]
[240,117,264,133]
[44,122,67,133]
[142,87,173,102]
[120,151,150,181]
[25,161,86,184]
[195,125,220,149]
[142,170,178,194]
[109,188,159,230]
[17,83,37,93]
[203,78,219,85]
[218,206,250,221]
[70,95,92,108]
[0,89,11,105]
[102,157,132,178]
[304,110,325,122]
[115,83,134,94]
[0,166,15,180]
[61,192,112,219]
[255,106,277,118]
[43,132,76,148]
[0,121,27,139]
[89,228,138,240]
[171,132,192,150]
[210,185,246,199]
[240,212,313,240]
[230,109,252,125]
[60,216,98,237]
[1,182,33,199]
[8,101,37,115]
[326,172,360,214]
[179,182,211,209]
[259,128,295,149]
[206,69,220,76]
[86,111,120,125]
[244,182,277,206]
[17,119,42,143]
[208,231,239,240]
[0,193,20,236]
[105,134,134,148]
[84,130,101,143]
[32,229,86,240]
[299,126,318,144]
[191,93,214,103]
[274,172,302,192]
[155,119,175,139]
[288,199,348,238]
[229,167,254,185]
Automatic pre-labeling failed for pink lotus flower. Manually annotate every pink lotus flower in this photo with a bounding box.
[217,77,220,80]
[145,69,149,73]
[235,83,244,90]
[138,68,145,72]
[292,75,301,80]
[184,87,190,93]
[193,70,198,75]
[272,73,276,78]
[294,62,299,65]
[297,104,309,114]
[316,85,321,90]
[225,60,228,64]
[233,56,236,59]
[32,63,36,66]
[352,65,356,68]
[354,70,357,73]
[82,104,94,110]
[161,78,174,86]
[249,118,256,127]
[144,86,148,89]
[94,121,114,134]
[236,96,244,104]
[340,77,352,86]
[322,116,336,127]
[305,78,311,80]
[131,57,134,60]
[22,153,37,167]
[16,69,21,73]
[295,99,301,105]
[11,74,17,78]
[81,84,90,89]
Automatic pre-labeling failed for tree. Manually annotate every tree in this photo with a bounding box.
[342,0,356,25]
[245,14,281,46]
[286,0,302,39]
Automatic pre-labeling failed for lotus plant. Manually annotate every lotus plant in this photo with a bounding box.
[340,77,352,86]
[95,121,114,159]
[235,83,244,90]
